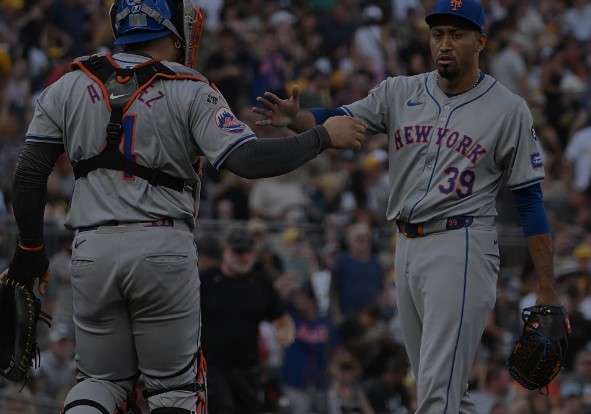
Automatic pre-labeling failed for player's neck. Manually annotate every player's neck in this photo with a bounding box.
[124,37,180,62]
[437,69,482,95]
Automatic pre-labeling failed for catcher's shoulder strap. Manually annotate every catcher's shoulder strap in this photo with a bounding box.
[70,53,206,193]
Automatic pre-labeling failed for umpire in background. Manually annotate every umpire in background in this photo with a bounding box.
[0,0,365,412]
[200,225,295,414]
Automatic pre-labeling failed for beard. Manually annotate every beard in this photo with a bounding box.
[437,64,461,81]
[228,259,254,274]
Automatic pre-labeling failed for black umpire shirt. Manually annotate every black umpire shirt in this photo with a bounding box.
[199,267,286,368]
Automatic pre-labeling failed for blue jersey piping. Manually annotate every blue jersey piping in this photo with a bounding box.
[25,135,63,144]
[443,226,470,413]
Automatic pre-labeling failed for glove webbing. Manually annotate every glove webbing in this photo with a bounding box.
[1,279,51,380]
[508,308,563,394]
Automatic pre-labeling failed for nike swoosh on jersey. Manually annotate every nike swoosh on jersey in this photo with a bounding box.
[406,100,424,106]
[109,93,128,99]
[74,239,87,249]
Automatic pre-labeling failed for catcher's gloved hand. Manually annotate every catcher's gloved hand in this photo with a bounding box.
[507,305,570,393]
[0,244,52,382]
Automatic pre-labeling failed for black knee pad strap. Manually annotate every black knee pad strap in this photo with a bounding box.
[61,399,111,414]
[152,408,195,414]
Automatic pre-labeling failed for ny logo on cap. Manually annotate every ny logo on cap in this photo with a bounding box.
[450,0,462,10]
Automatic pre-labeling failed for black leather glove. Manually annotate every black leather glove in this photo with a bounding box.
[507,305,570,393]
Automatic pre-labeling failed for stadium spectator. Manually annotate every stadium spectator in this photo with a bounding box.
[204,26,251,113]
[489,32,530,99]
[364,354,412,414]
[281,283,338,414]
[30,324,76,404]
[326,351,374,414]
[469,363,515,414]
[248,217,285,282]
[44,230,74,335]
[330,222,385,321]
[200,225,295,414]
[249,173,316,223]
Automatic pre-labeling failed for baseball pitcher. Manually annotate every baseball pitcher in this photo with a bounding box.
[253,0,569,412]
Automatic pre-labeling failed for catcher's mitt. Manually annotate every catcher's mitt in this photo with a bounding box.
[507,305,570,393]
[0,245,52,382]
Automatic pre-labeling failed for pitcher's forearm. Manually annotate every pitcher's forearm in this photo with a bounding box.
[526,232,558,303]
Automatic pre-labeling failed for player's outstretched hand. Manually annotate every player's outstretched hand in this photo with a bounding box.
[324,116,366,151]
[253,85,300,127]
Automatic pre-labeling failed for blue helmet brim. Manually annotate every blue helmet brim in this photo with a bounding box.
[114,28,172,45]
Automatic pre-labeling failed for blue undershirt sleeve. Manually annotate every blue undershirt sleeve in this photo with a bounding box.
[511,183,551,236]
[309,108,348,125]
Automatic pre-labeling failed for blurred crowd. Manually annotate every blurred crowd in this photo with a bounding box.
[1,0,591,413]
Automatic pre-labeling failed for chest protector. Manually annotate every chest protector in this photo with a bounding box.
[71,53,205,193]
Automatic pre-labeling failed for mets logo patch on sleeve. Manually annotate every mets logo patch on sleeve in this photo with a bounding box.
[530,153,543,168]
[214,107,244,134]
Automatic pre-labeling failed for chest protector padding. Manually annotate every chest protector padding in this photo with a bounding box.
[71,54,205,193]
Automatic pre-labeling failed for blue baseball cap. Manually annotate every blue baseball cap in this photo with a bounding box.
[425,0,486,34]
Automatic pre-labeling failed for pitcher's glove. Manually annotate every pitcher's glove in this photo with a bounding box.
[0,244,52,382]
[507,305,570,393]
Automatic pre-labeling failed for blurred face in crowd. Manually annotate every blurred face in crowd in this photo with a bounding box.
[330,355,361,386]
[52,338,73,362]
[294,289,318,320]
[346,223,372,256]
[574,350,591,382]
[222,244,256,275]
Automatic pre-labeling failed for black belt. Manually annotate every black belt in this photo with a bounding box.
[396,216,474,238]
[78,218,175,233]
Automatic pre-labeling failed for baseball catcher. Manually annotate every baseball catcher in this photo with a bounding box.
[507,304,570,393]
[0,245,52,382]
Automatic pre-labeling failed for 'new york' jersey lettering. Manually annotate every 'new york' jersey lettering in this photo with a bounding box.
[394,125,486,165]
[342,72,544,222]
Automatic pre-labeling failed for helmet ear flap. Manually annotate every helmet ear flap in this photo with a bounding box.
[171,0,185,40]
[109,0,121,39]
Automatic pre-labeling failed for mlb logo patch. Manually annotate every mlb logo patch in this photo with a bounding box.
[530,153,543,169]
[206,94,218,105]
[215,108,244,134]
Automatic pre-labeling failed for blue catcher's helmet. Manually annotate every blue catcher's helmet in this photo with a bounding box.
[110,0,181,45]
[110,0,204,69]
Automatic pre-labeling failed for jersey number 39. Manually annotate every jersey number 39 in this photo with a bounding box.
[439,166,475,198]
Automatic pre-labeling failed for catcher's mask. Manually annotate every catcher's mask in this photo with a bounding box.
[110,0,204,69]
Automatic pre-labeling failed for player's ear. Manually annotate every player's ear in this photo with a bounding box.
[476,33,487,52]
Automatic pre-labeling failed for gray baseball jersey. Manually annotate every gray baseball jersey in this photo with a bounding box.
[341,71,544,223]
[339,71,544,413]
[26,52,256,228]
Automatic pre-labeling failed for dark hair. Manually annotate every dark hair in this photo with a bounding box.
[339,361,356,371]
[195,235,222,259]
[385,355,409,374]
